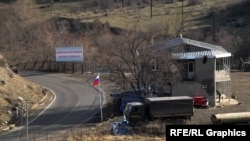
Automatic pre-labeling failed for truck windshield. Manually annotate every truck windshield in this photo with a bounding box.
[131,107,142,114]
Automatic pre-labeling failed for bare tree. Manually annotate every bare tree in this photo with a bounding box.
[0,0,82,65]
[96,25,181,96]
[0,0,49,64]
[169,4,188,37]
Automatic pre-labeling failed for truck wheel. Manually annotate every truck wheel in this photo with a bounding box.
[175,118,185,125]
[165,119,174,125]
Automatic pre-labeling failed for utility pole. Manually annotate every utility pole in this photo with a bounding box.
[150,0,153,18]
[182,0,184,30]
[213,1,216,43]
[18,96,28,141]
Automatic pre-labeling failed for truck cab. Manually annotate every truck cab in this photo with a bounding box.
[119,93,143,113]
[123,102,145,125]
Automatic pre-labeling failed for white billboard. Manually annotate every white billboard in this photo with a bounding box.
[56,47,83,62]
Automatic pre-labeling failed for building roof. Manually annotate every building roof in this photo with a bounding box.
[172,50,232,59]
[154,37,231,59]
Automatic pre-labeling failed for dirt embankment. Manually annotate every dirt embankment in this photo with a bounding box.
[0,66,52,133]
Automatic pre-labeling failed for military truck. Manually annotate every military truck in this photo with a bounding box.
[123,96,194,132]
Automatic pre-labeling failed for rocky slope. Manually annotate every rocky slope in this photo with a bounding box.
[0,57,48,133]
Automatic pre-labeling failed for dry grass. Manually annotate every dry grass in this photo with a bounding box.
[69,134,165,141]
[67,120,166,141]
[43,0,241,33]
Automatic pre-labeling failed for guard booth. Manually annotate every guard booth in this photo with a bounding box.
[153,36,232,107]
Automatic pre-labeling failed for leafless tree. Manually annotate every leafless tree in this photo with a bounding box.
[0,0,49,64]
[95,24,181,96]
[0,0,81,65]
[169,4,189,37]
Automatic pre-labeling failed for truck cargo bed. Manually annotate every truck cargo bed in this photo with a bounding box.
[145,96,194,118]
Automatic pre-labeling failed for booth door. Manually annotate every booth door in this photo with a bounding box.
[188,61,194,80]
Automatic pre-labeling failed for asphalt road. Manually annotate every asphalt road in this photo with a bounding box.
[0,71,101,141]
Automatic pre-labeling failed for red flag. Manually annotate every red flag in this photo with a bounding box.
[92,74,100,86]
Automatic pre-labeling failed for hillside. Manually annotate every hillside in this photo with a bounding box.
[35,0,250,60]
[0,57,50,133]
[0,0,250,140]
[43,0,250,33]
[1,0,249,67]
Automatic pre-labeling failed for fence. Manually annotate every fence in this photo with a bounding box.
[15,60,113,74]
[2,102,121,141]
[9,123,110,141]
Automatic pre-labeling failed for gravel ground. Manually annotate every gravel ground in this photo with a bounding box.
[187,71,250,125]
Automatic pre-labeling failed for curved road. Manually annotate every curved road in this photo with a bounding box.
[0,71,101,141]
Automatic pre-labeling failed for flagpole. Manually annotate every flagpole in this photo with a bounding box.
[99,73,103,122]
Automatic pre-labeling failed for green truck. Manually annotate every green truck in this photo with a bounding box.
[123,96,194,132]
